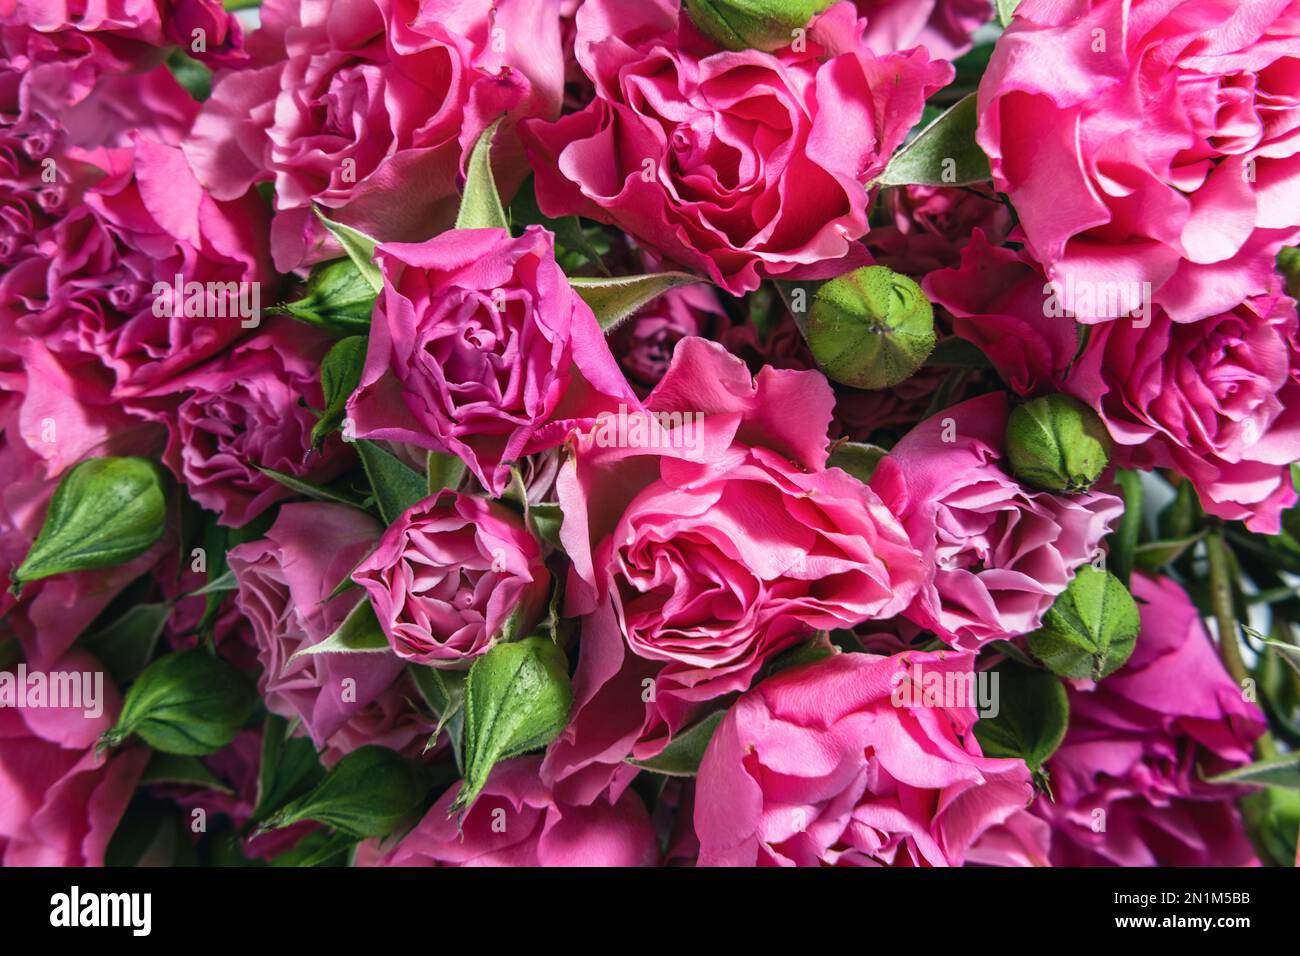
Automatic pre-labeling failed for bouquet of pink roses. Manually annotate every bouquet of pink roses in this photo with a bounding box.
[1,0,1297,872]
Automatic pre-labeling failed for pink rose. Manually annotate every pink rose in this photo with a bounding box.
[317,672,432,766]
[229,503,409,750]
[870,392,1123,649]
[346,226,636,497]
[543,336,925,802]
[695,650,1033,866]
[867,184,1014,277]
[1065,283,1300,533]
[855,0,993,59]
[351,490,551,666]
[977,0,1300,322]
[610,282,726,394]
[373,756,658,866]
[1030,574,1265,866]
[183,0,564,271]
[521,0,951,294]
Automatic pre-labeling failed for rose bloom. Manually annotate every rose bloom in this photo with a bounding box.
[543,336,925,802]
[521,0,951,294]
[609,282,726,394]
[183,0,564,271]
[870,392,1123,649]
[369,756,658,866]
[695,650,1033,866]
[978,0,1300,322]
[1030,574,1266,866]
[867,184,1014,277]
[1066,282,1300,533]
[0,650,149,866]
[346,226,636,496]
[855,0,993,59]
[351,490,550,666]
[228,503,412,751]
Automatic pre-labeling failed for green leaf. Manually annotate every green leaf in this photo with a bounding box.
[1260,638,1300,677]
[312,208,382,294]
[253,714,326,824]
[876,93,991,188]
[13,457,167,592]
[100,650,257,756]
[569,272,703,332]
[261,745,426,838]
[356,440,427,524]
[997,0,1023,28]
[1206,751,1300,790]
[311,335,368,449]
[827,441,888,485]
[186,568,236,598]
[410,664,468,767]
[275,259,376,336]
[140,751,232,793]
[971,661,1069,773]
[427,450,467,496]
[166,49,212,101]
[256,466,369,509]
[1028,566,1140,681]
[288,598,390,662]
[1133,532,1204,571]
[455,119,508,231]
[1110,468,1143,585]
[629,711,726,777]
[927,336,993,369]
[78,602,171,685]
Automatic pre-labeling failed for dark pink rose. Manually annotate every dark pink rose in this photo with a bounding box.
[346,226,636,497]
[521,0,951,294]
[1030,574,1265,866]
[0,649,149,866]
[183,0,564,271]
[609,282,726,394]
[978,0,1300,322]
[855,0,992,59]
[317,672,433,766]
[1066,283,1300,533]
[695,650,1033,866]
[351,490,551,666]
[229,503,410,750]
[543,337,925,802]
[867,184,1014,277]
[372,756,658,866]
[870,392,1123,649]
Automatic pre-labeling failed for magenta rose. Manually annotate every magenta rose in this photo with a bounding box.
[183,0,564,271]
[521,0,951,294]
[371,756,658,866]
[870,392,1123,649]
[229,503,410,750]
[978,0,1300,322]
[855,0,992,59]
[868,184,1014,277]
[609,282,726,394]
[695,650,1033,866]
[1065,283,1300,533]
[0,649,149,866]
[543,337,925,802]
[351,490,550,666]
[346,226,636,497]
[1030,574,1265,866]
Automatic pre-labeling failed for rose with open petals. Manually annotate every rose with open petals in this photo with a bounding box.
[978,0,1300,323]
[695,650,1032,866]
[870,392,1123,649]
[346,226,636,497]
[521,0,951,294]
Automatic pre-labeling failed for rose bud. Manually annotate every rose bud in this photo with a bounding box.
[1027,566,1140,681]
[685,0,834,51]
[800,265,936,390]
[1005,394,1112,494]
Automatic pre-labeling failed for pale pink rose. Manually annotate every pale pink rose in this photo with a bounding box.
[351,490,551,666]
[855,0,993,59]
[870,392,1123,649]
[977,0,1300,323]
[695,650,1033,866]
[1030,574,1265,866]
[521,0,951,294]
[372,756,658,866]
[346,226,636,497]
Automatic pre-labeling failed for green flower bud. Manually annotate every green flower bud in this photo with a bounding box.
[453,636,572,814]
[685,0,834,52]
[274,257,377,336]
[1028,566,1140,681]
[12,456,167,594]
[1005,394,1112,494]
[802,265,936,390]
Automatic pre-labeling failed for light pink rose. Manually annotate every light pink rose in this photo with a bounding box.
[372,756,658,866]
[228,503,410,750]
[0,649,150,866]
[521,0,951,294]
[855,0,992,59]
[351,490,551,666]
[543,336,925,803]
[695,650,1033,866]
[1066,282,1300,533]
[346,226,636,497]
[183,0,564,271]
[977,0,1300,323]
[1030,574,1265,866]
[870,392,1123,649]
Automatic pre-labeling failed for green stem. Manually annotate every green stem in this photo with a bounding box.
[1207,529,1249,686]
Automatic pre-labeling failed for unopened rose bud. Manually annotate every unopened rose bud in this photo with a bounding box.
[685,0,834,52]
[802,265,936,390]
[1005,394,1112,494]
